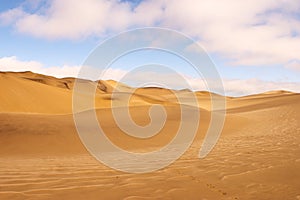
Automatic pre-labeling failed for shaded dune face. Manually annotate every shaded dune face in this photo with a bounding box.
[0,71,299,200]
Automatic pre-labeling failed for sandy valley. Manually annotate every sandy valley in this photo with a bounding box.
[0,71,299,200]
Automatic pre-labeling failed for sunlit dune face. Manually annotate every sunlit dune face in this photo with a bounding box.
[0,72,300,199]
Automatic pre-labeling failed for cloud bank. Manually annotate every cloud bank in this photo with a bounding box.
[1,0,300,67]
[0,56,80,78]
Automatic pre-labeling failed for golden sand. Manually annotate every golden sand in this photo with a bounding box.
[0,71,299,199]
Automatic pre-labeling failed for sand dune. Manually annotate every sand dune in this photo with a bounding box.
[0,71,299,200]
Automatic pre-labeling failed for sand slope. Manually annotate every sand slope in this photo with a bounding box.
[0,71,299,200]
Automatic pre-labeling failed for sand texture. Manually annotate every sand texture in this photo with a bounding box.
[0,71,299,200]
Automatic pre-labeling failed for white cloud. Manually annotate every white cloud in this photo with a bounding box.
[0,0,152,40]
[222,78,300,96]
[0,7,25,25]
[161,0,300,66]
[41,65,81,78]
[1,0,299,67]
[1,1,300,95]
[101,68,127,81]
[176,76,300,96]
[285,60,300,72]
[0,56,80,78]
[0,56,43,71]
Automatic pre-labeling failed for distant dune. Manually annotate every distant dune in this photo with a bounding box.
[0,71,299,200]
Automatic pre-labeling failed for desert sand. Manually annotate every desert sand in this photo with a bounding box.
[0,71,299,200]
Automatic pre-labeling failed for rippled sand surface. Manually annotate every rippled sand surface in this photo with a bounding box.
[0,72,299,199]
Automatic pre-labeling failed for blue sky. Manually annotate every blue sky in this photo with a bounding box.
[0,0,299,95]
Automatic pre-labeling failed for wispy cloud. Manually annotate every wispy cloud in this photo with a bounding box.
[0,1,299,95]
[0,0,299,68]
[285,60,300,72]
